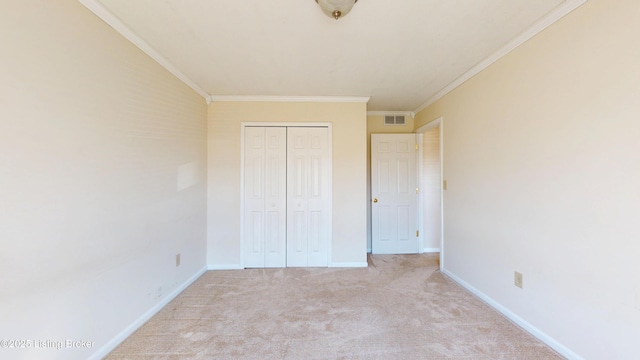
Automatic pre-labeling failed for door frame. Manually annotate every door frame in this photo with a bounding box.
[414,117,444,271]
[240,122,333,268]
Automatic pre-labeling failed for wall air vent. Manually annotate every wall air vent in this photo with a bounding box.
[384,115,406,125]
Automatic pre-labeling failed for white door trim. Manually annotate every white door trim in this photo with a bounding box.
[417,132,424,254]
[242,122,332,127]
[415,117,444,271]
[240,122,333,268]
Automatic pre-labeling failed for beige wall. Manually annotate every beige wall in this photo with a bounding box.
[208,101,368,267]
[365,115,414,250]
[421,126,441,251]
[0,1,208,359]
[415,0,640,358]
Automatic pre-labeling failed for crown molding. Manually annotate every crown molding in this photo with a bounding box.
[78,0,209,100]
[209,95,371,103]
[413,0,588,114]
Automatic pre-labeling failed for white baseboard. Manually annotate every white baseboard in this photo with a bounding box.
[441,269,583,360]
[207,264,243,270]
[368,248,439,254]
[89,266,207,360]
[330,262,368,268]
[210,263,368,269]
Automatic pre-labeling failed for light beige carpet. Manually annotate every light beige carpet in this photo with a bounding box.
[107,254,562,359]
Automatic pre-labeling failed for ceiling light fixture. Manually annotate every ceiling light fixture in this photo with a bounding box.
[315,0,358,20]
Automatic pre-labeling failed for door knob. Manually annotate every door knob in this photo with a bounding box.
[373,198,378,203]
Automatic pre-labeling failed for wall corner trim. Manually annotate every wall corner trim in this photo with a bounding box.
[78,0,210,100]
[412,0,588,114]
[88,266,208,360]
[441,269,585,360]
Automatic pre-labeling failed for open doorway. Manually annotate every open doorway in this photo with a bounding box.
[415,117,444,269]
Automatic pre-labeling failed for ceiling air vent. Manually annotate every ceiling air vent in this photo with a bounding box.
[384,115,406,126]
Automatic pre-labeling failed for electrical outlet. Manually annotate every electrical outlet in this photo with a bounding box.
[514,271,523,289]
[176,253,181,267]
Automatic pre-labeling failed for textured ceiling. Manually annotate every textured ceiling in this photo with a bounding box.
[91,0,570,111]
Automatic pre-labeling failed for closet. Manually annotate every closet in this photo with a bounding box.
[243,126,331,268]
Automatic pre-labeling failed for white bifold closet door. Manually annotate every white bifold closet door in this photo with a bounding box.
[244,127,287,268]
[243,126,330,268]
[286,127,330,267]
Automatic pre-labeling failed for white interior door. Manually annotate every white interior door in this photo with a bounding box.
[243,127,287,267]
[287,127,330,267]
[371,134,419,254]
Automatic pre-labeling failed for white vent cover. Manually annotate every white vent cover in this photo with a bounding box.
[384,115,406,125]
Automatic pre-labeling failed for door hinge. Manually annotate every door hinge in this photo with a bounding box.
[416,230,419,237]
[415,144,419,150]
[416,187,419,194]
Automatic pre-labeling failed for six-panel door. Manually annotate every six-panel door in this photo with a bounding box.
[371,134,419,254]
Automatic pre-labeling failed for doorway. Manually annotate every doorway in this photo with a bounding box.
[415,117,443,268]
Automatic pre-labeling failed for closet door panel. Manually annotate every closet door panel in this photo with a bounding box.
[307,128,330,267]
[287,134,308,266]
[243,127,286,268]
[287,127,330,267]
[243,127,265,268]
[263,128,287,267]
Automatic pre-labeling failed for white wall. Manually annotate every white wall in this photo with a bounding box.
[208,101,368,268]
[415,0,640,358]
[0,1,208,359]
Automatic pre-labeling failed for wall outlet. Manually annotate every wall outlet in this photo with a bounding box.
[514,271,523,289]
[176,253,181,267]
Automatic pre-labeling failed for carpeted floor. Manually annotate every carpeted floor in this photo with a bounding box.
[107,254,562,359]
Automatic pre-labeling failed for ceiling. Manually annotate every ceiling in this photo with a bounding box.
[84,0,578,112]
